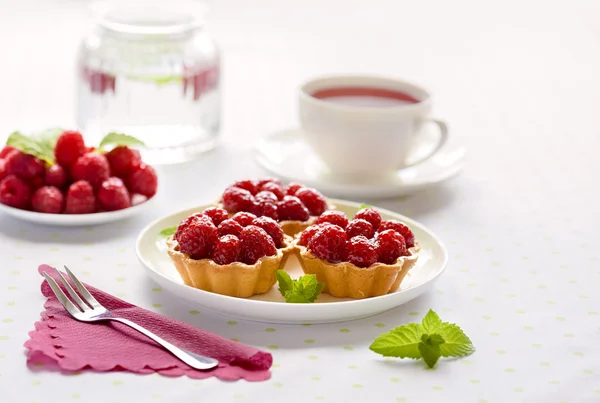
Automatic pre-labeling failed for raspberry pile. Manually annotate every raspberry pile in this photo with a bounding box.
[221,178,328,222]
[298,208,416,267]
[0,131,157,214]
[175,207,286,265]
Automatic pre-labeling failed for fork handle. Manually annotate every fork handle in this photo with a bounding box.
[111,317,219,370]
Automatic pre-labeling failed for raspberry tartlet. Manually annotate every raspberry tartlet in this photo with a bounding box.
[293,208,420,299]
[217,178,333,237]
[167,207,295,298]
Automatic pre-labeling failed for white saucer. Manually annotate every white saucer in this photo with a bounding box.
[253,128,466,199]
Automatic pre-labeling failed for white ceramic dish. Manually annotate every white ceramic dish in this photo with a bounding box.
[136,199,448,324]
[253,128,466,199]
[0,197,154,227]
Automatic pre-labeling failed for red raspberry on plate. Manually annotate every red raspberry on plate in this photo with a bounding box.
[4,150,45,180]
[174,213,207,241]
[354,208,382,231]
[315,210,348,228]
[255,190,278,204]
[0,145,15,159]
[346,218,375,239]
[295,187,328,216]
[259,182,285,200]
[217,218,244,238]
[277,195,310,221]
[308,224,348,263]
[347,236,378,268]
[286,182,303,196]
[375,229,407,264]
[44,164,68,188]
[0,175,31,209]
[0,159,6,181]
[252,216,284,247]
[231,180,258,195]
[31,186,64,214]
[249,199,279,221]
[231,211,257,227]
[203,207,228,226]
[54,130,86,168]
[241,225,277,264]
[127,163,157,198]
[106,146,141,178]
[298,223,333,246]
[71,152,110,188]
[97,177,131,211]
[378,220,415,248]
[221,186,253,213]
[176,214,218,259]
[65,180,96,214]
[212,235,243,265]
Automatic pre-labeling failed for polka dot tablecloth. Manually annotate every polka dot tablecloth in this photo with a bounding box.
[1,0,600,402]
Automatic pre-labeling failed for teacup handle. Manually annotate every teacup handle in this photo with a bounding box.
[405,118,448,167]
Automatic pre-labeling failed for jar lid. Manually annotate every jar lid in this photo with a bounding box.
[90,0,210,35]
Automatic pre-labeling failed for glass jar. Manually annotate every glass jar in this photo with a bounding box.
[76,0,220,164]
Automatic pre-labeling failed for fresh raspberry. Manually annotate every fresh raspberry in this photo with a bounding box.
[346,218,375,239]
[0,175,31,209]
[354,208,382,231]
[295,187,328,216]
[106,146,141,178]
[71,152,110,188]
[259,182,285,200]
[44,164,68,188]
[231,180,258,195]
[0,146,15,159]
[231,211,257,227]
[241,225,277,264]
[127,163,158,198]
[347,236,378,268]
[277,195,310,221]
[257,177,283,188]
[31,186,64,214]
[308,225,348,263]
[4,150,45,180]
[217,218,244,238]
[378,220,415,248]
[97,177,131,211]
[174,213,207,241]
[286,182,303,196]
[252,216,284,247]
[221,186,253,213]
[212,235,243,265]
[65,180,96,214]
[176,215,218,259]
[298,223,333,246]
[249,199,279,221]
[315,210,348,228]
[203,207,229,226]
[54,131,86,168]
[255,191,278,204]
[0,160,6,181]
[376,229,407,264]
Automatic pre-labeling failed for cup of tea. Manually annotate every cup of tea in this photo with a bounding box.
[298,75,448,178]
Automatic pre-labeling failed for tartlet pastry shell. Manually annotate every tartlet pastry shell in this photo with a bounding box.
[294,241,420,299]
[167,235,294,298]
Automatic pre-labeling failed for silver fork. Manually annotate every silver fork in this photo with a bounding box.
[43,266,218,370]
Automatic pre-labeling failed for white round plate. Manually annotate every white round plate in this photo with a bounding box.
[0,197,155,227]
[253,128,466,199]
[136,199,448,324]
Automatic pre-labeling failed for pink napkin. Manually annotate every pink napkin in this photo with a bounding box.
[24,265,272,381]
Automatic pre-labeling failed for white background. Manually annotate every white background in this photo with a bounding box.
[0,0,599,402]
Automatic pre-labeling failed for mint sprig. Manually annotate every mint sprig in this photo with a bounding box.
[369,310,474,368]
[276,270,324,303]
[98,132,145,151]
[159,227,177,238]
[5,128,63,165]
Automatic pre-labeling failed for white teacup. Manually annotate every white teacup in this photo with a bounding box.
[298,75,448,178]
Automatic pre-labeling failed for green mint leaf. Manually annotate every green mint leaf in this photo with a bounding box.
[418,333,444,368]
[5,131,55,165]
[159,227,177,238]
[358,203,371,209]
[421,309,443,334]
[98,132,145,151]
[438,322,475,357]
[369,323,423,359]
[276,272,323,303]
